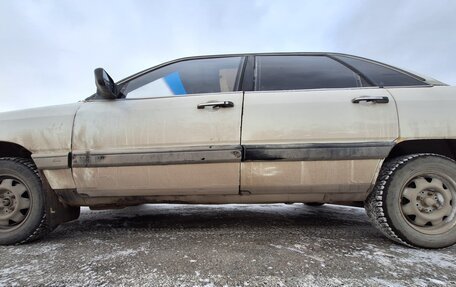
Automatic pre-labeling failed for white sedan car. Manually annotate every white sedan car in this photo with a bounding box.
[0,53,455,248]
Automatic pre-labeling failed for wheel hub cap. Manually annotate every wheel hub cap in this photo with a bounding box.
[3,198,11,207]
[1,192,14,206]
[417,191,442,212]
[423,196,437,208]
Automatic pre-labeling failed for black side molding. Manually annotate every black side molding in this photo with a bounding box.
[243,142,394,161]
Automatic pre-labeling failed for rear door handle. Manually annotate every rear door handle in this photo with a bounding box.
[352,96,389,104]
[197,101,234,109]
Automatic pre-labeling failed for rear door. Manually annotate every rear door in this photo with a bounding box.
[72,56,245,197]
[241,55,399,200]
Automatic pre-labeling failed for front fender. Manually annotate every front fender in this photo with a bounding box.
[0,103,82,190]
[0,103,81,157]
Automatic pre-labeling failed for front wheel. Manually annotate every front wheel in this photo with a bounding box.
[0,158,50,245]
[365,154,456,248]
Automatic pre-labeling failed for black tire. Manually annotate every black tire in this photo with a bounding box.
[0,157,51,245]
[305,202,325,207]
[365,154,456,248]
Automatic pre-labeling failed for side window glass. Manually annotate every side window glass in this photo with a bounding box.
[123,57,243,98]
[255,55,363,91]
[334,55,426,87]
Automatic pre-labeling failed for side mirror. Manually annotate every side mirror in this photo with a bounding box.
[94,68,119,100]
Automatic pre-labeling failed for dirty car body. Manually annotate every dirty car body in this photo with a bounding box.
[1,52,456,248]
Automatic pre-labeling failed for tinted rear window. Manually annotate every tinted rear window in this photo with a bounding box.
[334,55,426,87]
[255,55,363,91]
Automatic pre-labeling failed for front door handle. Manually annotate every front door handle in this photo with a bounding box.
[352,96,389,104]
[197,101,234,109]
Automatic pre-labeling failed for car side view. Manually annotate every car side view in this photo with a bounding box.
[0,52,455,248]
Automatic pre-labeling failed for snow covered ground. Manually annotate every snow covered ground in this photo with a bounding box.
[0,203,454,286]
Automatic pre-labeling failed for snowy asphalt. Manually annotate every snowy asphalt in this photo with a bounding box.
[0,203,455,286]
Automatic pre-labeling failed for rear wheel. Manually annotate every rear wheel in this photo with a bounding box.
[0,158,50,245]
[366,154,456,248]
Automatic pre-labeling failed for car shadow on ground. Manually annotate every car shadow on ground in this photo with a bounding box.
[47,203,388,244]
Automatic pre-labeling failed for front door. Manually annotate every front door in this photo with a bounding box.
[72,56,245,197]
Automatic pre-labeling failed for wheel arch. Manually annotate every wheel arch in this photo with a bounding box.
[367,139,456,199]
[0,141,55,190]
[0,141,33,159]
[386,139,456,162]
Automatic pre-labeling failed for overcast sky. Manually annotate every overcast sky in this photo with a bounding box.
[1,0,455,112]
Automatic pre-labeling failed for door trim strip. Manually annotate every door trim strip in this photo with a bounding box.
[71,145,243,168]
[33,142,394,169]
[243,142,394,161]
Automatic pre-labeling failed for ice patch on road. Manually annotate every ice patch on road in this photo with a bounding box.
[389,245,456,269]
[428,278,447,285]
[269,244,325,262]
[4,243,65,256]
[92,247,147,261]
[370,277,407,287]
[344,242,456,283]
